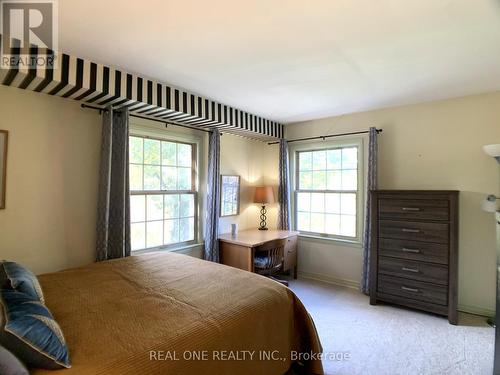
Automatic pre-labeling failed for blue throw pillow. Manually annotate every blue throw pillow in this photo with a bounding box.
[1,262,44,303]
[0,290,70,369]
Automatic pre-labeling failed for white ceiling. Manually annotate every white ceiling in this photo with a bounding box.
[59,0,500,124]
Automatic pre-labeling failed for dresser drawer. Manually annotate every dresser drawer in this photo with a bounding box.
[379,199,449,221]
[379,238,448,264]
[379,220,449,244]
[378,274,448,306]
[378,256,448,285]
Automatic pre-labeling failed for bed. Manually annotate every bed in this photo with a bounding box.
[32,252,324,375]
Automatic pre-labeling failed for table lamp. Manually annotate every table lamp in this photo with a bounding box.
[253,186,274,230]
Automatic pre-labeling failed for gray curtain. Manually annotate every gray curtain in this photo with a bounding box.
[361,127,378,294]
[204,129,221,262]
[277,139,292,230]
[96,108,131,261]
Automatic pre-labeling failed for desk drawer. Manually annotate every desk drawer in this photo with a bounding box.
[379,199,449,221]
[378,274,448,306]
[379,256,448,285]
[379,238,448,264]
[284,236,297,271]
[379,220,449,244]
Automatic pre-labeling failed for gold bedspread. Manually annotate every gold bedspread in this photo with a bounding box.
[33,252,324,375]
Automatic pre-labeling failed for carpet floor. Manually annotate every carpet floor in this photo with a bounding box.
[288,278,494,375]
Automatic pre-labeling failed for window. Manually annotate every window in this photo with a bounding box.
[129,135,197,251]
[294,145,360,240]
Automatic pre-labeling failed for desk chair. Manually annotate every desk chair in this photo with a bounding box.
[253,238,289,286]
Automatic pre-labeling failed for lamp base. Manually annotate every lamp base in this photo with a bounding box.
[259,205,268,231]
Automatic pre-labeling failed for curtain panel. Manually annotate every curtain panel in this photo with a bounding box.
[204,129,221,262]
[96,108,131,261]
[277,139,292,230]
[360,127,379,294]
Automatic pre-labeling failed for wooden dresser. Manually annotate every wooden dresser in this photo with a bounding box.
[369,190,459,324]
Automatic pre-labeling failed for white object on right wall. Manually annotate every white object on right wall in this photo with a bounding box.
[483,144,500,163]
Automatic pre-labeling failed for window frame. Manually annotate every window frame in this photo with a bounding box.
[290,137,365,244]
[129,124,201,253]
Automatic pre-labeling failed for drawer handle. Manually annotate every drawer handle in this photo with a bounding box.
[402,247,421,254]
[402,228,420,233]
[402,207,421,211]
[401,286,419,293]
[402,267,419,273]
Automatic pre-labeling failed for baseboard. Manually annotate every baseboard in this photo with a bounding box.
[298,271,360,290]
[458,304,495,318]
[298,271,495,318]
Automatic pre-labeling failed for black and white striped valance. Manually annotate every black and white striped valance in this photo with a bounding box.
[0,35,283,140]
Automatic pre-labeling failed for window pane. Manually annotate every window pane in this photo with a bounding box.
[130,165,143,191]
[161,166,177,190]
[177,143,192,168]
[299,171,312,189]
[178,167,191,190]
[341,193,356,215]
[144,139,161,165]
[130,195,145,223]
[325,214,341,235]
[327,170,341,190]
[297,192,310,212]
[310,213,325,233]
[146,221,163,248]
[180,194,194,217]
[342,170,357,190]
[312,151,326,170]
[129,137,143,164]
[327,149,341,169]
[312,171,326,190]
[164,219,179,244]
[179,217,194,242]
[144,166,161,190]
[325,193,340,214]
[297,212,310,232]
[299,152,312,171]
[342,147,357,169]
[131,223,146,251]
[164,194,179,219]
[340,215,356,237]
[161,141,176,165]
[311,193,324,213]
[146,195,163,221]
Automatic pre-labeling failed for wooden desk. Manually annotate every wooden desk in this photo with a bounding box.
[219,229,299,278]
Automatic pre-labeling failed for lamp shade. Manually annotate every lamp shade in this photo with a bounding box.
[253,186,274,204]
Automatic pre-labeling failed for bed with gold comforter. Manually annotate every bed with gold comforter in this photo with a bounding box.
[33,252,324,375]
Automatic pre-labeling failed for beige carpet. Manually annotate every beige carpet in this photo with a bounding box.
[288,278,494,375]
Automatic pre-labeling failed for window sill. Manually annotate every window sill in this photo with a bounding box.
[297,234,362,248]
[132,242,204,255]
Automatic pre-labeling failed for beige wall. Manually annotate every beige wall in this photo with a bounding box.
[286,91,500,316]
[0,85,102,274]
[219,134,279,234]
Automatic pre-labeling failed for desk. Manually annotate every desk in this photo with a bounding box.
[219,229,299,278]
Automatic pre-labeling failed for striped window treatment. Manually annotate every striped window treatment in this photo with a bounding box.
[204,129,221,262]
[360,127,379,294]
[96,108,131,261]
[277,139,292,230]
